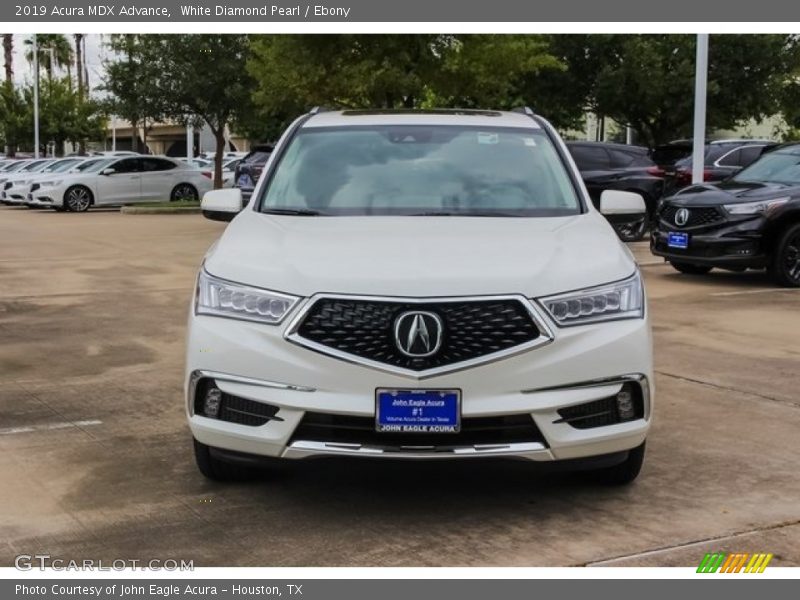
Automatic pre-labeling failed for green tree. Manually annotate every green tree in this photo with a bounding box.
[102,34,167,153]
[24,34,74,84]
[32,77,105,155]
[0,82,31,154]
[129,34,254,188]
[245,34,566,136]
[566,34,798,146]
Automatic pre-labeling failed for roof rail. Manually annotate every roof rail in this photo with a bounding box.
[511,106,535,116]
[309,106,334,115]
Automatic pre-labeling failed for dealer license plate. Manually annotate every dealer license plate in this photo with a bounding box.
[375,389,460,433]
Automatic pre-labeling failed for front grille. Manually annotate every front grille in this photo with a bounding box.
[294,297,540,372]
[30,183,40,192]
[660,205,723,228]
[291,412,546,448]
[3,182,11,190]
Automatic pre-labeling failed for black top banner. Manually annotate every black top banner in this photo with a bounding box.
[5,0,800,22]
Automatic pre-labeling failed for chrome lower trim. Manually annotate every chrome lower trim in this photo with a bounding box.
[187,369,315,416]
[283,292,555,380]
[283,439,549,460]
[522,373,651,421]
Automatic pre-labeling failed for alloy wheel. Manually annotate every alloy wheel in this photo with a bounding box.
[783,231,800,284]
[172,184,198,202]
[66,187,91,212]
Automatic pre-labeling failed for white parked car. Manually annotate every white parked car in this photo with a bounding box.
[3,158,86,205]
[0,159,55,203]
[90,150,141,157]
[201,157,241,188]
[28,155,212,211]
[187,108,653,484]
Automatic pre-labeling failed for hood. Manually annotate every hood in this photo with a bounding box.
[668,180,800,206]
[204,211,636,298]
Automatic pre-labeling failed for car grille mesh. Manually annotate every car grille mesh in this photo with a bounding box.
[660,205,723,228]
[291,412,546,448]
[294,297,541,371]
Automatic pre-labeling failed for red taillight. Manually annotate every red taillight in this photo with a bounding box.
[646,166,665,177]
[676,167,714,184]
[201,171,213,179]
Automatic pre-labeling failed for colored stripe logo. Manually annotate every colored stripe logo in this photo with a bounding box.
[697,552,773,573]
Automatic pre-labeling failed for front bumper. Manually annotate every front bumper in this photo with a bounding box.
[185,301,653,463]
[650,215,767,268]
[3,186,30,204]
[28,187,62,207]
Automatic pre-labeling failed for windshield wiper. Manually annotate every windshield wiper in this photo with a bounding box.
[408,210,521,217]
[262,208,326,216]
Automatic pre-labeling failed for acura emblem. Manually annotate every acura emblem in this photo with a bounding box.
[394,311,443,357]
[674,207,690,227]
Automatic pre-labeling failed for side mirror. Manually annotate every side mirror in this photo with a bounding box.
[201,188,243,222]
[101,168,115,176]
[600,190,646,216]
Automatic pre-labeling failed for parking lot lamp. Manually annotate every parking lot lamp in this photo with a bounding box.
[32,34,40,159]
[691,34,709,184]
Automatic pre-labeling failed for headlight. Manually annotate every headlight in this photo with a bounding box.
[539,271,644,326]
[38,180,62,187]
[196,270,299,324]
[724,197,789,215]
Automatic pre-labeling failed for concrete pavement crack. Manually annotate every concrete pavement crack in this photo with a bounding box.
[656,370,800,409]
[583,518,800,566]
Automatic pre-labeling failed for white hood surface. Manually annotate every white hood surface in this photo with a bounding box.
[205,210,636,299]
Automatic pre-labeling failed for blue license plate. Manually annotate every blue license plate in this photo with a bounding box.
[376,389,460,433]
[668,231,689,249]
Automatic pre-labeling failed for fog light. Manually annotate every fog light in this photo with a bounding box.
[616,386,635,421]
[203,386,222,418]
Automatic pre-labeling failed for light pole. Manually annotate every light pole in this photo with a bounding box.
[692,34,709,184]
[32,34,40,159]
[186,122,194,161]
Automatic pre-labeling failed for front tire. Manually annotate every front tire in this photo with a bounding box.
[593,442,646,485]
[64,185,93,212]
[614,218,648,242]
[171,183,198,202]
[193,438,258,482]
[769,223,800,287]
[670,261,713,275]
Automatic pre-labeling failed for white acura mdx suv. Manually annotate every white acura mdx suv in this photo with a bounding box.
[187,108,653,485]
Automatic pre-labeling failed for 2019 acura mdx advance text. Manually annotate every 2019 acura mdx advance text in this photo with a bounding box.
[186,108,654,485]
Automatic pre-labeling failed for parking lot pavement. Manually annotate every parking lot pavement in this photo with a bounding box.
[1,208,799,568]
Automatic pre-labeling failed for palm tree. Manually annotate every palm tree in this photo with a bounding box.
[2,34,12,82]
[24,34,73,83]
[74,34,84,96]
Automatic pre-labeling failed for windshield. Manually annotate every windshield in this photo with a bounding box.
[259,125,581,216]
[21,160,50,172]
[42,159,82,173]
[1,162,24,172]
[75,158,114,173]
[733,150,800,185]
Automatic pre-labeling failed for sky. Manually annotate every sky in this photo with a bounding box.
[10,34,106,90]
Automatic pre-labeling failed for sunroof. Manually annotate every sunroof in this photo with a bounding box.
[341,109,503,117]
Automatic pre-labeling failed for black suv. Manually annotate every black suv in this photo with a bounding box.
[566,141,664,241]
[234,144,274,205]
[653,139,774,194]
[651,142,800,286]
